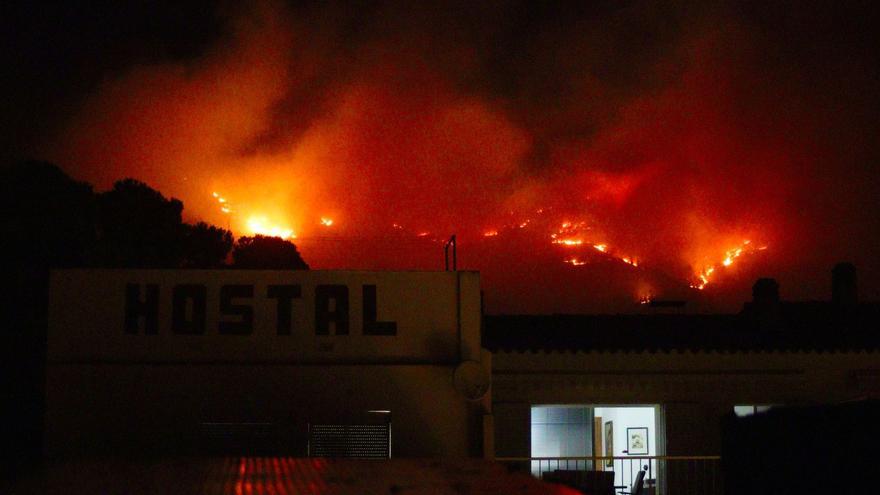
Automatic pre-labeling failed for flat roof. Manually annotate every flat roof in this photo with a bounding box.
[484,302,880,352]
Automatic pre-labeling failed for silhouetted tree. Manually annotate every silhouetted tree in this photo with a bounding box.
[1,160,96,269]
[0,160,96,473]
[232,235,309,269]
[181,221,233,268]
[94,178,185,267]
[0,164,246,473]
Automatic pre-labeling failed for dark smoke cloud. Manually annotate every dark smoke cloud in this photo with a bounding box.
[4,0,879,311]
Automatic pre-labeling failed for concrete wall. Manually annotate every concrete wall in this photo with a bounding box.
[48,270,482,364]
[492,350,880,458]
[493,403,530,458]
[45,363,478,457]
[46,270,487,458]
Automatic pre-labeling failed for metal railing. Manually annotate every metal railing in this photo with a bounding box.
[495,456,722,495]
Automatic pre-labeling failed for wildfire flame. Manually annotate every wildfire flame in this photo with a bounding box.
[690,240,767,290]
[246,216,296,239]
[543,215,764,290]
[212,192,232,214]
[546,219,643,270]
[554,239,584,246]
[212,190,301,239]
[210,190,764,292]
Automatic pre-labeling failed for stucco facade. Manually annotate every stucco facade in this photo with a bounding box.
[45,269,488,458]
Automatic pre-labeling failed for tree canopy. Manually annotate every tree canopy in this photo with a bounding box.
[1,160,95,269]
[95,178,185,267]
[181,221,234,268]
[232,235,310,270]
[2,160,307,270]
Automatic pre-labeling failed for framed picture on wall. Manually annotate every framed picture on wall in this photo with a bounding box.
[604,421,614,467]
[626,427,649,455]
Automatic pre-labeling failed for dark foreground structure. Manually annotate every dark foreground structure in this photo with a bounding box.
[7,264,879,494]
[45,270,487,459]
[722,400,878,495]
[483,264,880,494]
[4,458,578,495]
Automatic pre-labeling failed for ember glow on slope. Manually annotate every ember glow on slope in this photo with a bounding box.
[48,1,879,311]
[212,180,766,291]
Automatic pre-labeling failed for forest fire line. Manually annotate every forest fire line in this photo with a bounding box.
[690,240,768,290]
[552,233,768,292]
[213,189,768,296]
[212,187,766,292]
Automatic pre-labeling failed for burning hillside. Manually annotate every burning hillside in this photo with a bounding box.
[36,1,880,311]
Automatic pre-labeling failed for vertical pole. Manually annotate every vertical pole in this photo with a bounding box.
[452,235,457,271]
[444,235,457,271]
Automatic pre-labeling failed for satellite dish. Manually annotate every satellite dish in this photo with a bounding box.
[453,360,490,401]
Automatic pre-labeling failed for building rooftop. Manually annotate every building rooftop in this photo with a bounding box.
[484,302,880,353]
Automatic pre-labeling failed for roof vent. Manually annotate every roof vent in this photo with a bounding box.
[832,262,857,306]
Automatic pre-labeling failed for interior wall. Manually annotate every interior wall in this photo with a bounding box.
[594,406,656,487]
[594,406,656,458]
[529,405,593,475]
[530,406,592,457]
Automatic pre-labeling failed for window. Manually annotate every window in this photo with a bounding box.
[733,405,774,417]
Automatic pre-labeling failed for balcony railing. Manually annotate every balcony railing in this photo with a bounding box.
[495,456,722,495]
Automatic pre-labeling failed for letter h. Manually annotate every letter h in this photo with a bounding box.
[125,283,159,334]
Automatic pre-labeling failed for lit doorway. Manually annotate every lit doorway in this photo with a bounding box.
[530,404,659,490]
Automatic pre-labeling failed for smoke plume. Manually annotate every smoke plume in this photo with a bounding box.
[42,0,880,311]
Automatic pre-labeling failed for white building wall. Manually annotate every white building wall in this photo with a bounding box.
[45,363,476,457]
[492,350,880,458]
[45,270,487,458]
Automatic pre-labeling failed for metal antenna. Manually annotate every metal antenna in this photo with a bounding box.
[444,235,457,271]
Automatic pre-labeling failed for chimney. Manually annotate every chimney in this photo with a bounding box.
[832,262,857,306]
[747,278,781,328]
[752,278,780,305]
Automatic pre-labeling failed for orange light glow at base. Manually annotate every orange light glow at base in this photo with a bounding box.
[246,216,295,240]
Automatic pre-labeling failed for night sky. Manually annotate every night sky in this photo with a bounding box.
[3,0,879,313]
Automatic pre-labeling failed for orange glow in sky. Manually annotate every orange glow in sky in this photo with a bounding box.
[245,215,295,239]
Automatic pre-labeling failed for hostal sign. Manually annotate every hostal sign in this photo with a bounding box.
[48,270,480,364]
